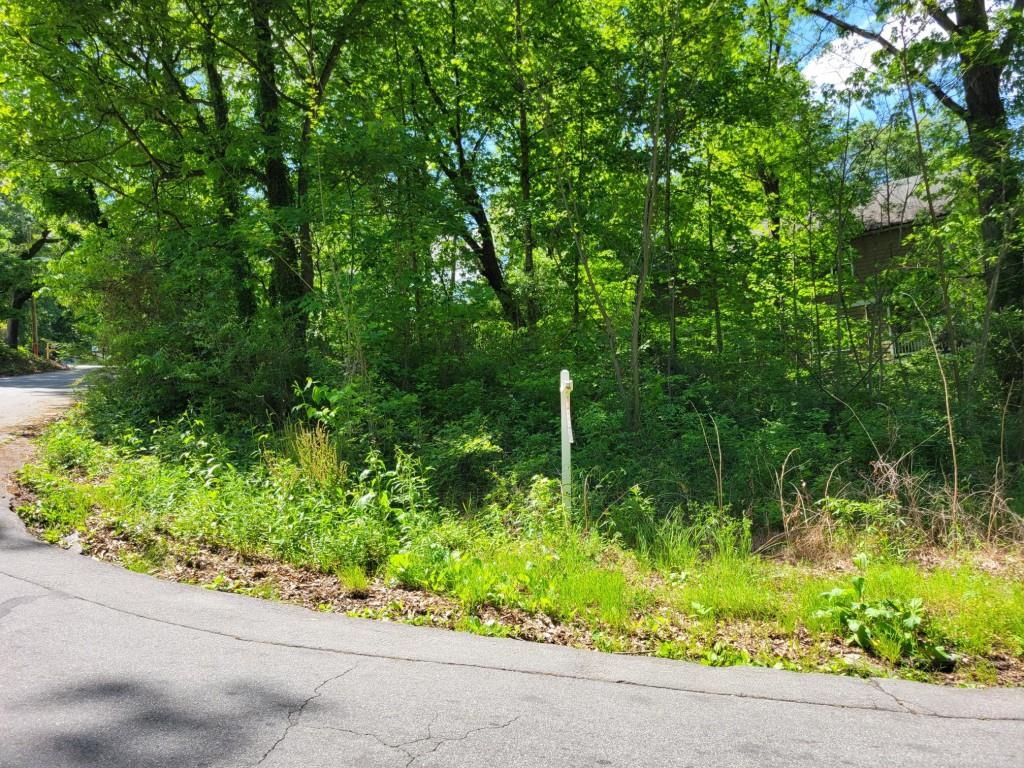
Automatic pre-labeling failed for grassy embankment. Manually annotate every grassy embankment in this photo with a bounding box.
[0,345,62,376]
[17,410,1024,686]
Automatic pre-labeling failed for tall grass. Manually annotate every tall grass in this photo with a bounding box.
[283,421,347,488]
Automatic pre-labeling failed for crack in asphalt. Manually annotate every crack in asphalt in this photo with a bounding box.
[409,715,522,767]
[1,567,1020,726]
[872,678,940,717]
[300,712,523,767]
[253,666,358,766]
[300,713,441,765]
[869,678,916,715]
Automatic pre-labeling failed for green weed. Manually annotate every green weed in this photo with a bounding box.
[814,554,957,669]
[336,564,370,596]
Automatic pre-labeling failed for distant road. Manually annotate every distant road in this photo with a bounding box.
[0,369,1021,768]
[0,366,92,433]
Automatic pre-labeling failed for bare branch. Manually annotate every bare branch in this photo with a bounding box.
[923,2,958,35]
[810,7,968,119]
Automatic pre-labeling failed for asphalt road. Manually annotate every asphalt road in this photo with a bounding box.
[0,367,85,432]
[1,369,1021,768]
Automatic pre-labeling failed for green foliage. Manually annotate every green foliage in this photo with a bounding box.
[815,554,957,669]
[3,0,1022,686]
[0,0,1019,543]
[389,532,641,629]
[0,344,61,375]
[820,496,925,557]
[336,564,370,596]
[637,506,751,572]
[421,413,504,502]
[36,411,110,474]
[283,422,347,489]
[17,463,95,541]
[22,411,437,573]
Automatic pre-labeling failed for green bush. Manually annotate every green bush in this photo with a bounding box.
[38,412,111,474]
[421,412,503,502]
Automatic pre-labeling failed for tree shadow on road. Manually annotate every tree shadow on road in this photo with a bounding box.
[12,675,297,768]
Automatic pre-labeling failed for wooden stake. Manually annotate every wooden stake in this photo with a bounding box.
[31,294,40,357]
[560,369,573,518]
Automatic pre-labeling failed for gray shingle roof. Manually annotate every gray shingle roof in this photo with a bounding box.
[854,175,949,232]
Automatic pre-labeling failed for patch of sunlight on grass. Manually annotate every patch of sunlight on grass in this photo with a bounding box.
[679,555,780,621]
[864,563,1024,656]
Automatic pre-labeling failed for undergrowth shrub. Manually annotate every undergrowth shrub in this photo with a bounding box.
[637,505,751,571]
[283,422,346,488]
[419,411,503,502]
[22,410,442,574]
[17,462,97,541]
[814,554,956,669]
[476,473,566,538]
[38,411,111,474]
[389,531,642,629]
[818,496,925,557]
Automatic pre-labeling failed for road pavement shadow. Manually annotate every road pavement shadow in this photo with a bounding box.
[13,675,295,768]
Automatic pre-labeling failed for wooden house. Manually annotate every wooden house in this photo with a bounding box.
[850,174,948,281]
[843,175,954,356]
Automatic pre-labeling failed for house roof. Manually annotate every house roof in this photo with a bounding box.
[854,175,949,233]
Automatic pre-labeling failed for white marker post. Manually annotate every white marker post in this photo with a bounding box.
[560,369,574,518]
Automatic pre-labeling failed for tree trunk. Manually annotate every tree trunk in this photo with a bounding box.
[4,315,19,348]
[951,0,1022,383]
[628,36,669,430]
[6,289,31,348]
[707,155,724,355]
[253,1,301,308]
[203,32,257,319]
[416,0,522,327]
[664,110,677,377]
[6,232,53,349]
[452,167,522,326]
[470,195,522,326]
[958,52,1021,312]
[561,183,628,412]
[901,66,962,399]
[297,163,315,293]
[515,0,538,326]
[251,0,306,387]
